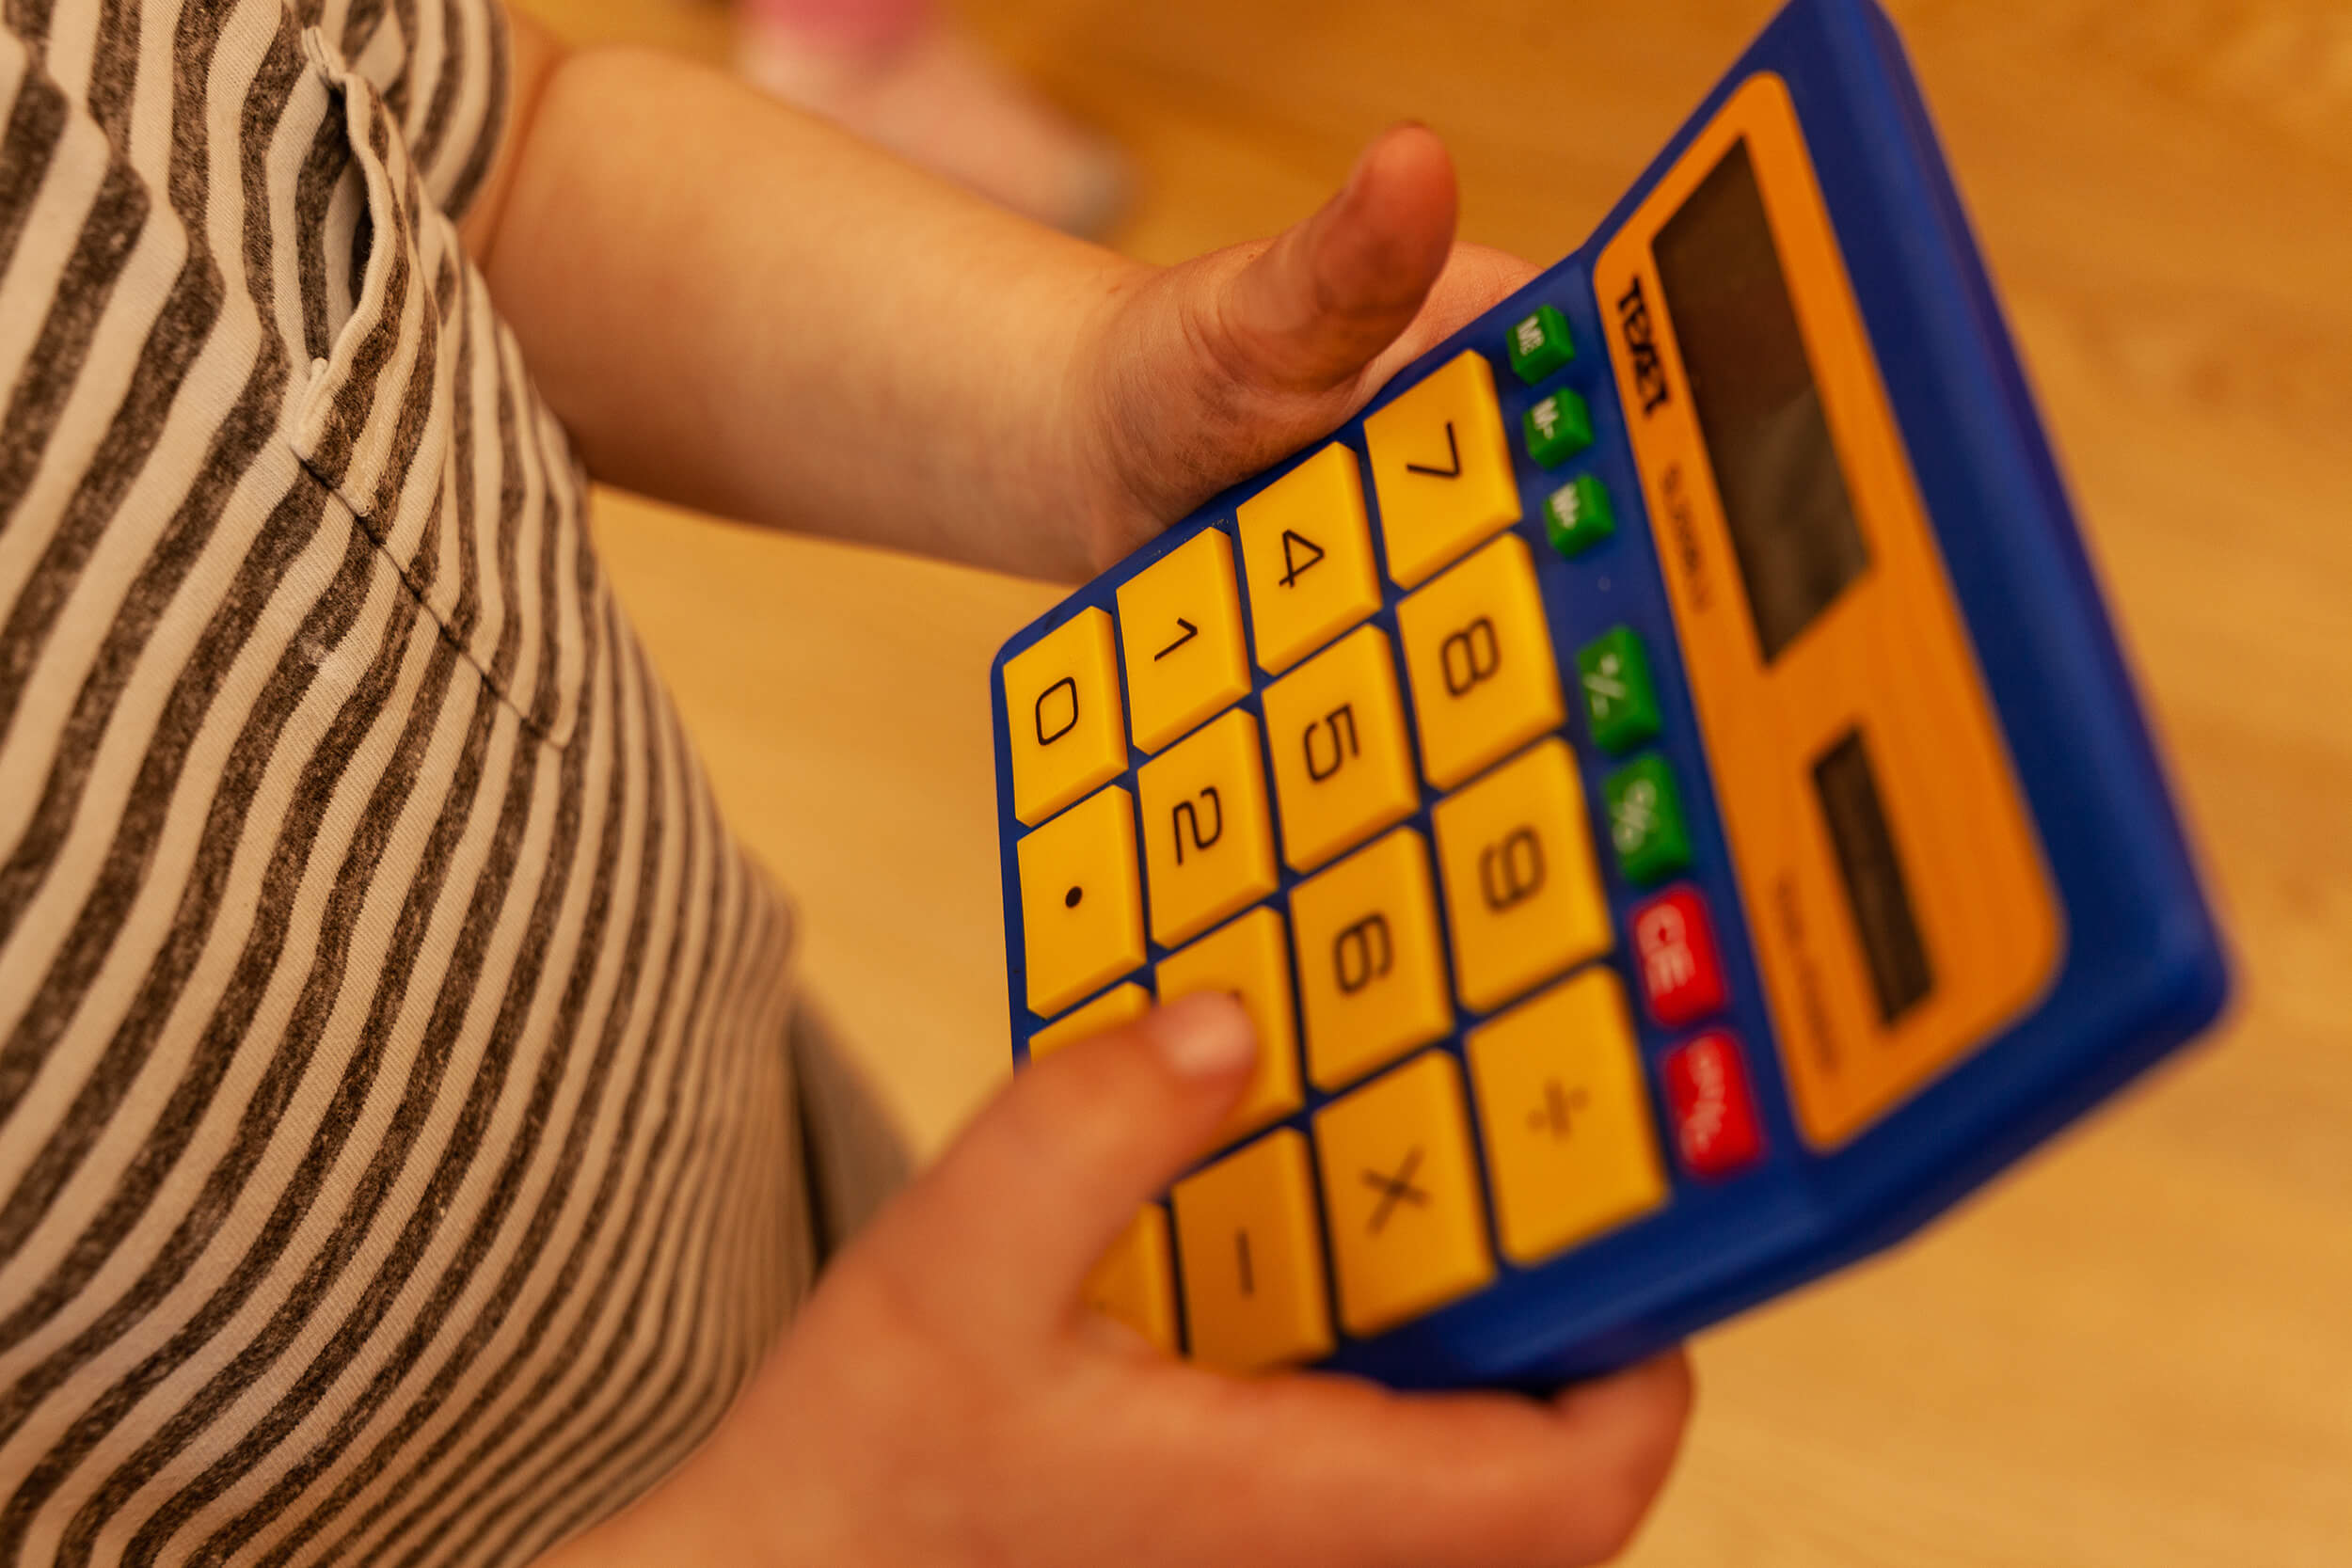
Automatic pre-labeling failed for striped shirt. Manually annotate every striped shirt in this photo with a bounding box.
[0,0,818,1560]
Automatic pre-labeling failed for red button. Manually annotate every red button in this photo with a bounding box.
[1661,1032,1763,1178]
[1630,886,1725,1027]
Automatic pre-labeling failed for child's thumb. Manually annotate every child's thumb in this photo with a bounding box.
[1205,123,1458,397]
[863,994,1258,1338]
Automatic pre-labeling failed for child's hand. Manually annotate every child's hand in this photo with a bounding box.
[549,994,1691,1568]
[1067,124,1540,574]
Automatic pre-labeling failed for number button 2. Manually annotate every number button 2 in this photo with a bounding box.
[1237,444,1384,675]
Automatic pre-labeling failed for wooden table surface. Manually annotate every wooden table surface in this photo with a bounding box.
[528,0,2351,1559]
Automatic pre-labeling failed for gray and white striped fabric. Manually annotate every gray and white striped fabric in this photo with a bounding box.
[0,0,814,1560]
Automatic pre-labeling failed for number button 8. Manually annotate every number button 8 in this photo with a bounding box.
[1396,533,1567,789]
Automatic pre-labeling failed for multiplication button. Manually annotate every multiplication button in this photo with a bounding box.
[1311,1052,1495,1338]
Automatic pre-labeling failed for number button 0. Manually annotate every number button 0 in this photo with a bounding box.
[1396,533,1567,789]
[1430,738,1611,1012]
[1136,707,1279,948]
[1236,443,1383,674]
[1001,607,1127,827]
[1015,785,1148,1017]
[1465,969,1667,1265]
[1363,351,1523,588]
[1259,625,1419,873]
[1172,1130,1335,1373]
[1118,529,1253,752]
[1288,828,1453,1091]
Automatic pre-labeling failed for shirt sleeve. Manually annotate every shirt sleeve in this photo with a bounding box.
[303,0,512,220]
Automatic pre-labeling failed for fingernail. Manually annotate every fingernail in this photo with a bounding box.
[1152,993,1257,1079]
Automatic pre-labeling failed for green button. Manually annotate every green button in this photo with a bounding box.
[1505,305,1575,385]
[1604,753,1691,884]
[1577,627,1661,753]
[1544,473,1615,558]
[1523,389,1592,468]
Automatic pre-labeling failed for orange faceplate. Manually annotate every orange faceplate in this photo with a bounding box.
[1593,72,2061,1148]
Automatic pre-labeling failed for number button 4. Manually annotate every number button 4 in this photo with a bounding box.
[1237,444,1383,675]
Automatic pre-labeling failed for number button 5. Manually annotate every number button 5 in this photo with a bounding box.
[1237,444,1384,675]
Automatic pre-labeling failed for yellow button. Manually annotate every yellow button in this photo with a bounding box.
[1430,738,1611,1012]
[1363,350,1522,588]
[1311,1052,1495,1338]
[1172,1129,1334,1372]
[1155,906,1304,1145]
[1465,970,1667,1265]
[1083,1207,1181,1354]
[1002,608,1128,827]
[1016,785,1147,1017]
[1117,529,1253,752]
[1289,829,1453,1091]
[1028,980,1152,1060]
[1136,708,1279,948]
[1396,533,1566,789]
[1259,625,1419,873]
[1236,444,1383,674]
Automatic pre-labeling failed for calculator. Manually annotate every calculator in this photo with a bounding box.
[987,0,2227,1390]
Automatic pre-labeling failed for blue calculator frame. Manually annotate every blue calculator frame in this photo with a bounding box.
[988,0,2228,1390]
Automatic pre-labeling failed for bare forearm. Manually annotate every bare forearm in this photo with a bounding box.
[478,35,1136,578]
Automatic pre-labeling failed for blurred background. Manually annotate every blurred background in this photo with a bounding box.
[515,0,2350,1561]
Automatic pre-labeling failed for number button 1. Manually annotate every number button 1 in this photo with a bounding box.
[1001,607,1127,827]
[1117,529,1253,752]
[1237,443,1383,674]
[1396,533,1567,789]
[1430,738,1611,1012]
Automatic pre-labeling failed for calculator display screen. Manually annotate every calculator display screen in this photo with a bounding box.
[1652,138,1868,665]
